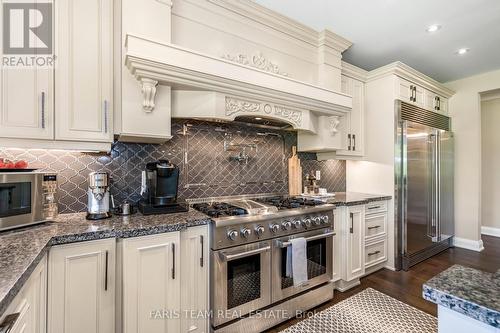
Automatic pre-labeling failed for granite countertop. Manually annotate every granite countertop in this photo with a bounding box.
[423,264,500,328]
[0,210,212,317]
[328,192,392,206]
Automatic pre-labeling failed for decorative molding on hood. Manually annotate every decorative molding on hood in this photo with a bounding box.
[221,52,289,77]
[173,91,308,131]
[125,34,352,115]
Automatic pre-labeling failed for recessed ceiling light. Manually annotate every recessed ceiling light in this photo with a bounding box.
[426,24,441,33]
[255,117,262,120]
[456,48,470,55]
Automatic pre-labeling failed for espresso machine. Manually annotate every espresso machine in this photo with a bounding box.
[138,160,188,215]
[86,172,112,220]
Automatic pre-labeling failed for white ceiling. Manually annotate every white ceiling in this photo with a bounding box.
[253,0,500,82]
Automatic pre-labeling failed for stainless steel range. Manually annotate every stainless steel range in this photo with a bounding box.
[191,195,335,333]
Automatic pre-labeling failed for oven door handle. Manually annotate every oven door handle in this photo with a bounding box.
[219,245,271,262]
[277,231,336,248]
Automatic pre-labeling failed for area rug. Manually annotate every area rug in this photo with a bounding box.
[280,288,437,333]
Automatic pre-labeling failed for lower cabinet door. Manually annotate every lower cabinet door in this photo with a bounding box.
[346,205,365,280]
[0,255,47,333]
[48,239,116,333]
[122,232,181,333]
[181,226,209,333]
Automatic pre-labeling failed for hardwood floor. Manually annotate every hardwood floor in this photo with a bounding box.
[266,235,500,332]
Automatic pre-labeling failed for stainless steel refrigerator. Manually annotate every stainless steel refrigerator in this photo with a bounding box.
[395,101,454,271]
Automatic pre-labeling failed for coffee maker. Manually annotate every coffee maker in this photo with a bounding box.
[86,172,112,220]
[138,160,188,215]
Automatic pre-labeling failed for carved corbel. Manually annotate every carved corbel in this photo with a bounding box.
[328,116,340,135]
[141,78,158,112]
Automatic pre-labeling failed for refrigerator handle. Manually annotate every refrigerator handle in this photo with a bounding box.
[436,131,441,241]
[401,121,408,255]
[427,133,437,240]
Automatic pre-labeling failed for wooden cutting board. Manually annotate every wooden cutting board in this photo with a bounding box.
[288,146,302,195]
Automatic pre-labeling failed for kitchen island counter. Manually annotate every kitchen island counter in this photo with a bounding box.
[423,264,500,331]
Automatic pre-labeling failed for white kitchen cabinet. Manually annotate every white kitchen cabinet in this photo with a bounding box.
[424,90,449,115]
[47,239,116,333]
[0,1,54,140]
[0,67,54,140]
[180,226,209,333]
[0,255,47,333]
[365,238,387,269]
[55,0,113,142]
[337,75,364,157]
[331,210,342,282]
[396,77,424,108]
[346,205,365,281]
[122,232,181,333]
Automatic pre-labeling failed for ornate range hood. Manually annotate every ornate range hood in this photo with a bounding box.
[125,34,352,134]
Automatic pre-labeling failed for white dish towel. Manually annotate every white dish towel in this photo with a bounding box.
[285,237,308,287]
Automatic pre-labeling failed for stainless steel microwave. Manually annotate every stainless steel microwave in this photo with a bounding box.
[0,172,58,231]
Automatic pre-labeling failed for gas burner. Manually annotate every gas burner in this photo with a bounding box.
[256,196,325,210]
[192,202,248,218]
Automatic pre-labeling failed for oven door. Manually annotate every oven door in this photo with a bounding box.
[0,173,44,231]
[212,240,272,327]
[272,228,334,303]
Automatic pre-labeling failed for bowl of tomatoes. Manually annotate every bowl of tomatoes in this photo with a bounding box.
[0,159,32,171]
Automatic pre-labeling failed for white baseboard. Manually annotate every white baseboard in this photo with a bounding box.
[481,226,500,238]
[453,237,485,252]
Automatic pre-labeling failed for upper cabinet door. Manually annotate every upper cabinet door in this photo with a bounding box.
[0,2,54,140]
[336,75,364,157]
[55,0,113,142]
[396,78,424,108]
[396,78,413,103]
[349,78,364,155]
[424,90,449,115]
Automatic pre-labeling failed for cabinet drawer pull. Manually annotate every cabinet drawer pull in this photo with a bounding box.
[368,206,381,210]
[200,235,204,268]
[347,134,352,151]
[41,91,46,129]
[104,250,109,291]
[352,134,356,151]
[0,313,20,333]
[367,225,381,230]
[172,243,176,279]
[368,250,381,256]
[350,213,354,234]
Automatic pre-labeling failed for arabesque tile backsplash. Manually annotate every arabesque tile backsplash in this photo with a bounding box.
[0,120,346,213]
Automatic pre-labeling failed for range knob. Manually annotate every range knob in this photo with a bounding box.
[227,230,239,241]
[255,225,265,237]
[321,215,330,224]
[270,224,280,233]
[302,218,312,228]
[312,216,321,225]
[241,228,251,238]
[292,219,302,229]
[282,221,292,231]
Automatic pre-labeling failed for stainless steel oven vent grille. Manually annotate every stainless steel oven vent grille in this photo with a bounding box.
[398,101,451,131]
